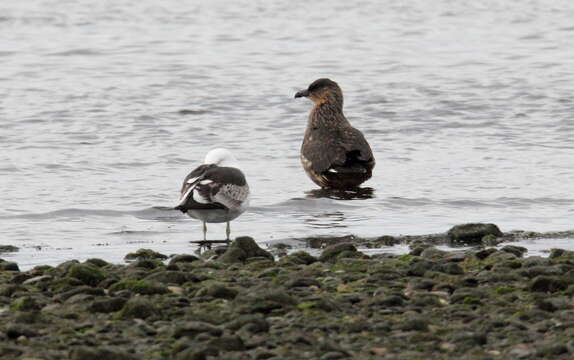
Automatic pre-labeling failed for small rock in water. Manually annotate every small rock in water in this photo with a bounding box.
[0,260,19,272]
[0,245,19,253]
[447,223,503,244]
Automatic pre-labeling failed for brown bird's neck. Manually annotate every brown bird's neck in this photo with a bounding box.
[308,99,348,130]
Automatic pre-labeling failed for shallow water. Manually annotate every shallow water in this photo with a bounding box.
[1,0,574,269]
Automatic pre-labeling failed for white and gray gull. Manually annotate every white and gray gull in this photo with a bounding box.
[174,148,250,241]
[294,78,375,190]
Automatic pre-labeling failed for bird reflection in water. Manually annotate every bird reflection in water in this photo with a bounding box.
[306,187,375,200]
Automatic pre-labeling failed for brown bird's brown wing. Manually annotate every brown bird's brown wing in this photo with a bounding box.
[301,132,346,175]
[302,126,374,175]
[339,126,375,165]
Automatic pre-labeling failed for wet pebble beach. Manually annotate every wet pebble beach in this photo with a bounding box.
[1,226,574,359]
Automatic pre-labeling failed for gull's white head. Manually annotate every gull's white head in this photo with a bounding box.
[204,148,240,168]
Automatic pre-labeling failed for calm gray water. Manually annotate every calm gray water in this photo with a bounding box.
[1,0,574,269]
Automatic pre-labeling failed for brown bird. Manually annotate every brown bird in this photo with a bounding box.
[294,78,375,190]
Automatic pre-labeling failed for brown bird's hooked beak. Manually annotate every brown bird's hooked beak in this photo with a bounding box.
[294,89,309,99]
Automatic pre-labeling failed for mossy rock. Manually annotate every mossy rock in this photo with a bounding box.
[398,317,429,331]
[481,234,501,246]
[175,346,218,360]
[474,248,497,260]
[447,223,503,244]
[225,314,270,333]
[307,235,357,249]
[0,284,19,297]
[374,235,400,246]
[130,259,165,270]
[218,237,274,264]
[286,276,321,289]
[169,254,200,265]
[144,271,193,285]
[235,287,297,314]
[10,296,41,312]
[5,323,38,339]
[67,263,105,286]
[201,283,239,300]
[173,321,223,338]
[124,248,168,261]
[69,346,138,360]
[88,297,127,313]
[278,251,317,266]
[407,260,434,277]
[54,285,105,302]
[85,258,109,268]
[319,243,358,263]
[115,297,157,320]
[207,335,245,352]
[109,280,169,295]
[0,261,19,271]
[420,247,448,260]
[435,262,464,275]
[528,276,569,293]
[500,245,528,258]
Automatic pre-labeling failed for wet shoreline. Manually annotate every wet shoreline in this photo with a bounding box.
[1,227,573,359]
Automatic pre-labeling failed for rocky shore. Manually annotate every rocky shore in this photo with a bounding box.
[1,226,574,359]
